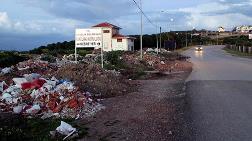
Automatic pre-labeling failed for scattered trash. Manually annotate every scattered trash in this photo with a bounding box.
[0,81,8,93]
[13,105,24,114]
[1,67,12,74]
[0,74,105,119]
[13,78,28,88]
[55,121,77,140]
[25,104,41,114]
[23,73,41,81]
[54,63,130,98]
[146,48,155,52]
[21,79,46,90]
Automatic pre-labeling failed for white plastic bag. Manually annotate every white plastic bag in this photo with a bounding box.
[26,104,41,114]
[0,81,7,92]
[12,78,28,88]
[13,105,24,114]
[1,93,12,104]
[1,67,12,74]
[56,121,76,140]
[24,73,41,81]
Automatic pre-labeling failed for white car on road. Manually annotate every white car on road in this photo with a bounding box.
[195,46,203,51]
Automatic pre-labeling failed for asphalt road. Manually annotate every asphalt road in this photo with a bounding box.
[182,46,252,141]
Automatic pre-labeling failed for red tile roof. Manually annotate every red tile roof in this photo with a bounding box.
[93,22,121,29]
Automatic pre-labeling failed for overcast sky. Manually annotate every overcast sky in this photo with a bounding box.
[1,0,252,51]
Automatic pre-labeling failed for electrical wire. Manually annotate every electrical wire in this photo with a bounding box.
[132,0,158,28]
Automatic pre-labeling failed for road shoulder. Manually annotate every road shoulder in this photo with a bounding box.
[80,62,192,141]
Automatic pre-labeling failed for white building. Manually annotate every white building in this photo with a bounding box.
[218,26,225,32]
[92,22,135,52]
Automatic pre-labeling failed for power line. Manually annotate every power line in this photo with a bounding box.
[131,0,157,28]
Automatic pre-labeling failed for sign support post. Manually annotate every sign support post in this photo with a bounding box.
[101,28,104,68]
[75,46,77,62]
[249,34,252,40]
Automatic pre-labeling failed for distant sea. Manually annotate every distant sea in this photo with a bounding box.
[0,33,72,51]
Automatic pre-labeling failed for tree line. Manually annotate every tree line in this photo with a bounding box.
[29,31,216,55]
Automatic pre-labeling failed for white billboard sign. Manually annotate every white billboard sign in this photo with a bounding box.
[75,28,102,48]
[249,34,252,40]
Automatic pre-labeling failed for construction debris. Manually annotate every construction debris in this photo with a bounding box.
[53,63,130,98]
[1,67,12,74]
[0,74,105,119]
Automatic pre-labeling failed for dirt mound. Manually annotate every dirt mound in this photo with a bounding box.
[52,63,131,98]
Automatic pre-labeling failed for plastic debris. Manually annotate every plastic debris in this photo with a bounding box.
[0,81,8,93]
[146,48,155,52]
[21,79,46,90]
[26,104,41,114]
[1,67,12,74]
[13,105,24,114]
[13,78,28,88]
[2,93,12,104]
[23,73,41,81]
[56,121,76,140]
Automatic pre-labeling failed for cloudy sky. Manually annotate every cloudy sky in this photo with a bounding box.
[1,0,252,51]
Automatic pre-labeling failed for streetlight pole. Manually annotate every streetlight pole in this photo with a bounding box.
[140,0,143,59]
[160,27,162,50]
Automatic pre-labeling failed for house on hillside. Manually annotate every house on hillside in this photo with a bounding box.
[92,22,135,52]
[218,26,225,32]
[235,25,252,33]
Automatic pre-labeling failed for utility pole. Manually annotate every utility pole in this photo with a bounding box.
[140,0,143,59]
[160,27,162,50]
[186,32,188,47]
[156,26,159,54]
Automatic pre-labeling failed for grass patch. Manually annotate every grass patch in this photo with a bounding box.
[104,51,128,70]
[0,114,88,141]
[223,47,252,58]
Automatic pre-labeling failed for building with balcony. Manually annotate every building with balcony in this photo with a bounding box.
[92,22,135,52]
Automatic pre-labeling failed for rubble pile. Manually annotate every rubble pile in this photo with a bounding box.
[121,49,184,72]
[122,52,140,65]
[53,63,130,98]
[0,58,57,85]
[17,59,49,71]
[0,74,104,119]
[143,53,174,72]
